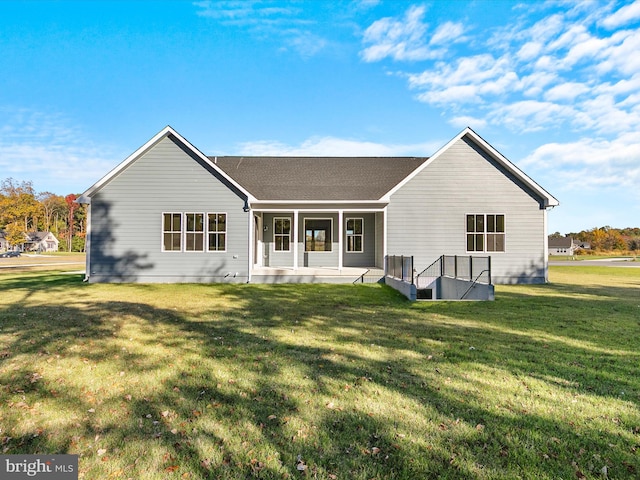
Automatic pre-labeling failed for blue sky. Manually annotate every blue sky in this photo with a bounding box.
[1,0,639,234]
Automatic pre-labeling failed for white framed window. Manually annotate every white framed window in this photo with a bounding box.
[185,213,205,251]
[305,218,332,252]
[466,214,505,252]
[208,213,227,251]
[162,213,182,252]
[346,218,363,253]
[274,217,291,252]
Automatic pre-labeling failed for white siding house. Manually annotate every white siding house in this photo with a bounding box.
[79,126,558,284]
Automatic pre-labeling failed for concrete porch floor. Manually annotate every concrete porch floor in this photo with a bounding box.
[250,266,385,284]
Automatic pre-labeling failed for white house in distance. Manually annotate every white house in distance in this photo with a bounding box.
[23,231,60,252]
[0,231,59,252]
[79,126,559,285]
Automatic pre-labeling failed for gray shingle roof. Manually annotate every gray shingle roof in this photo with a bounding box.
[211,156,428,201]
[548,237,573,248]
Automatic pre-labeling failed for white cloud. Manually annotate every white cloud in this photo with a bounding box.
[193,1,328,58]
[521,131,640,192]
[543,81,590,101]
[489,101,578,132]
[596,28,640,75]
[447,115,487,130]
[0,109,122,194]
[516,41,543,61]
[520,71,558,97]
[430,21,466,45]
[361,5,443,62]
[408,54,519,106]
[601,0,640,28]
[236,136,439,157]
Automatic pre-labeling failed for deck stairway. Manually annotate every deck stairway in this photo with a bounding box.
[386,255,494,301]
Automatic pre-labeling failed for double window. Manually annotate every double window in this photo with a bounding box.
[466,214,505,252]
[162,213,227,252]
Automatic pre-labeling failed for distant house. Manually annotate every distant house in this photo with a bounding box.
[548,236,580,255]
[79,126,559,284]
[0,231,9,251]
[23,232,60,252]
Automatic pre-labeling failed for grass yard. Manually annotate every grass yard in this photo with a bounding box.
[0,267,639,479]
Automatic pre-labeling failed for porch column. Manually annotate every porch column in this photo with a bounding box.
[338,209,343,271]
[248,208,253,283]
[293,209,299,270]
[383,206,388,261]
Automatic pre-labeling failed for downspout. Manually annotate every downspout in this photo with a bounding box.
[78,197,91,282]
[543,205,551,283]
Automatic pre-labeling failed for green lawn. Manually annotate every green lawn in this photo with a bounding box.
[0,267,638,479]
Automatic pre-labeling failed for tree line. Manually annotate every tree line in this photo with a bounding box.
[550,226,640,253]
[0,177,85,252]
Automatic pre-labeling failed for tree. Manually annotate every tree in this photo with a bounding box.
[0,178,39,233]
[64,194,78,252]
[38,192,66,232]
[4,222,25,249]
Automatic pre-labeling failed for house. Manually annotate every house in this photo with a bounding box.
[0,230,59,252]
[548,236,575,255]
[548,236,588,256]
[23,231,60,252]
[0,231,8,251]
[78,126,559,284]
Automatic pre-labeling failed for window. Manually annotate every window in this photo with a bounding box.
[305,219,332,252]
[274,217,291,251]
[163,213,182,251]
[185,213,205,251]
[162,212,227,252]
[346,218,363,253]
[466,214,505,252]
[208,213,226,251]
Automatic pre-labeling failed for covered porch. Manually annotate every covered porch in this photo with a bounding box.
[248,204,386,283]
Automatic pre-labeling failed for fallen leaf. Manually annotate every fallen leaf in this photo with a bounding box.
[371,447,381,455]
[268,415,277,420]
[97,448,107,456]
[165,465,179,473]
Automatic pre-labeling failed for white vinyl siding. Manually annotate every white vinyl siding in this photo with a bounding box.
[89,137,248,282]
[387,136,547,284]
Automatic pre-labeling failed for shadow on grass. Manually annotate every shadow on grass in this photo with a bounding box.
[0,273,638,478]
